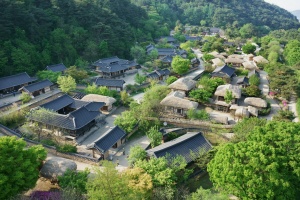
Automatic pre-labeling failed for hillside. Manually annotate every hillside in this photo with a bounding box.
[291,10,300,20]
[132,0,300,30]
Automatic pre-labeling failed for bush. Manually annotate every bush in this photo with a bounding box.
[0,109,27,128]
[187,109,210,120]
[242,85,261,97]
[41,139,57,146]
[258,101,271,116]
[58,169,89,194]
[272,110,295,122]
[297,99,300,117]
[166,76,178,85]
[20,92,31,104]
[249,75,260,86]
[235,68,249,76]
[57,144,77,153]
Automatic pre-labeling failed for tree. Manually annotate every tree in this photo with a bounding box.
[208,121,300,199]
[242,85,261,97]
[166,76,178,85]
[239,23,255,38]
[242,43,256,54]
[249,75,260,86]
[20,92,31,104]
[146,126,162,148]
[171,56,190,75]
[87,161,146,200]
[224,89,233,104]
[189,89,211,103]
[120,90,132,106]
[114,111,138,133]
[134,155,191,188]
[148,49,158,61]
[233,118,267,142]
[202,53,215,62]
[37,70,61,83]
[186,109,210,120]
[130,45,146,64]
[134,73,146,85]
[65,66,88,83]
[188,187,228,200]
[0,136,47,199]
[58,169,90,194]
[57,75,76,94]
[128,146,147,166]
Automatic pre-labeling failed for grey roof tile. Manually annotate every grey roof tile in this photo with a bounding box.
[0,72,37,90]
[93,126,126,153]
[40,94,74,111]
[147,132,212,163]
[211,64,235,78]
[21,79,53,93]
[46,63,67,72]
[95,78,125,88]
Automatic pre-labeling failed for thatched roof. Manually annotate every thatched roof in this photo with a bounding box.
[209,51,225,59]
[235,107,249,118]
[210,115,228,125]
[214,84,241,98]
[248,54,254,58]
[212,58,225,67]
[248,106,258,116]
[244,97,267,108]
[160,91,198,109]
[242,61,257,70]
[228,54,244,59]
[230,104,239,110]
[253,56,269,64]
[81,94,116,105]
[225,57,244,64]
[168,77,197,92]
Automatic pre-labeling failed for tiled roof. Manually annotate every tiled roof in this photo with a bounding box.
[93,57,137,73]
[185,35,202,41]
[147,69,170,79]
[46,63,67,72]
[160,55,174,63]
[236,77,249,85]
[30,102,104,130]
[21,79,53,93]
[158,36,176,43]
[93,126,126,153]
[95,78,125,88]
[157,48,176,56]
[40,94,75,111]
[0,72,37,90]
[147,132,212,163]
[211,65,235,78]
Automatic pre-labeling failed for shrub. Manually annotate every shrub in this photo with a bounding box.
[187,109,210,120]
[272,110,295,122]
[249,75,260,86]
[41,139,57,147]
[242,85,261,97]
[235,68,248,76]
[258,101,271,116]
[58,169,89,194]
[57,144,77,153]
[297,99,300,117]
[166,76,178,85]
[0,109,27,128]
[20,92,31,104]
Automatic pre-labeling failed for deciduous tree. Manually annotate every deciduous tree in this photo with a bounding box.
[0,136,47,199]
[57,75,76,94]
[208,121,300,199]
[146,126,162,148]
[171,56,190,75]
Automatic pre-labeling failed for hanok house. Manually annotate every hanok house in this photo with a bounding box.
[160,91,198,117]
[156,48,177,59]
[29,94,105,137]
[209,51,225,60]
[248,69,260,78]
[94,78,125,91]
[211,58,225,68]
[160,55,174,66]
[146,132,212,164]
[214,84,242,112]
[211,65,235,83]
[146,69,170,81]
[46,63,67,73]
[185,35,202,42]
[253,55,269,65]
[93,56,138,78]
[244,97,267,111]
[225,54,244,67]
[81,94,116,112]
[235,76,249,88]
[242,61,257,71]
[168,77,197,95]
[88,126,126,160]
[19,79,53,97]
[0,72,37,95]
[156,36,176,44]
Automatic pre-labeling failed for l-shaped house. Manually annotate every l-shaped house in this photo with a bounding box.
[0,72,37,95]
[94,77,125,91]
[29,94,105,137]
[211,65,236,83]
[168,77,197,95]
[46,63,67,74]
[214,84,242,112]
[93,56,138,78]
[19,79,53,97]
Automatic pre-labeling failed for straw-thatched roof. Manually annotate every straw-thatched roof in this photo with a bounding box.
[81,94,116,105]
[168,77,197,92]
[248,106,258,116]
[209,51,225,59]
[229,104,239,110]
[214,84,241,98]
[212,58,225,67]
[253,56,269,64]
[160,91,198,109]
[242,61,257,70]
[244,97,267,108]
[225,57,244,64]
[210,115,228,125]
[235,107,249,118]
[228,54,244,59]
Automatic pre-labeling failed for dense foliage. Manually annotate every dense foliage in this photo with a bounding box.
[58,169,90,194]
[0,136,47,199]
[208,121,300,199]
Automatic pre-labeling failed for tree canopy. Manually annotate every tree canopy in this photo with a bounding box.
[57,75,76,94]
[0,136,47,199]
[208,121,300,199]
[171,56,190,75]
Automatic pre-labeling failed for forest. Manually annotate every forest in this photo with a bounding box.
[0,0,299,77]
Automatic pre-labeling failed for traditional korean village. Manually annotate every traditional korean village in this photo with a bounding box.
[1,0,300,199]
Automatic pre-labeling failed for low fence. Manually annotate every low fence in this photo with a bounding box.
[0,124,100,165]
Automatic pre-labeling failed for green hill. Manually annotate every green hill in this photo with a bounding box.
[132,0,300,30]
